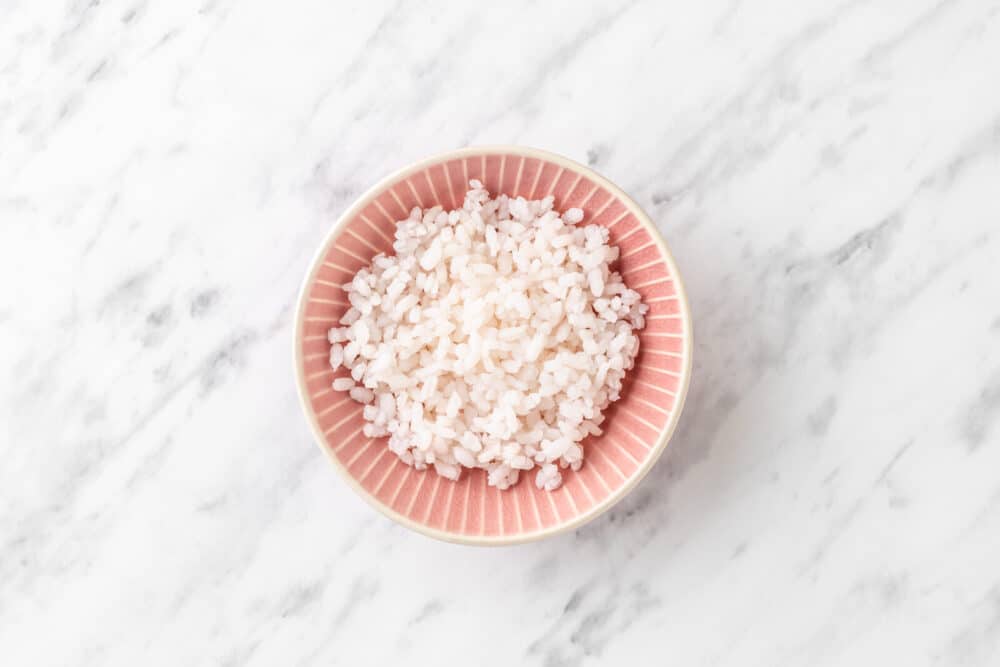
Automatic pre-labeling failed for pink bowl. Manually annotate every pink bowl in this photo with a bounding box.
[294,146,692,544]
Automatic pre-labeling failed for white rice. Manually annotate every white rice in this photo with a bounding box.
[328,181,647,491]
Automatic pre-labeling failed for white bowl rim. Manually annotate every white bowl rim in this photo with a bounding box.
[293,144,693,546]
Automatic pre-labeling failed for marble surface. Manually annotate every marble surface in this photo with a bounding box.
[3,0,1000,664]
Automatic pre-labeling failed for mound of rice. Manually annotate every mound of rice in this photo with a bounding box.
[328,181,647,491]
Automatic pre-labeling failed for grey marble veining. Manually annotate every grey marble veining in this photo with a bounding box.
[3,0,1000,665]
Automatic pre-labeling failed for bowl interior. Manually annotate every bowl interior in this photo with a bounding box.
[296,148,690,544]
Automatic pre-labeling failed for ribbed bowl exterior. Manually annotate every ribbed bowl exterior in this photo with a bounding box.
[294,147,692,545]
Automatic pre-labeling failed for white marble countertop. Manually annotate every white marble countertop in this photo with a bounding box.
[4,1,1000,664]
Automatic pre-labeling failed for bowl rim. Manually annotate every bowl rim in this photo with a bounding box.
[293,145,693,546]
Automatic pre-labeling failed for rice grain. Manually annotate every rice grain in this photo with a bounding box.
[328,183,647,491]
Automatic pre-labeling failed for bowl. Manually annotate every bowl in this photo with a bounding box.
[294,146,692,545]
